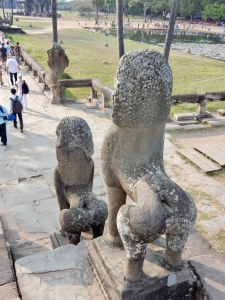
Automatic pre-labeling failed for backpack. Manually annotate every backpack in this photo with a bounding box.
[0,105,9,121]
[10,96,23,114]
[22,80,29,94]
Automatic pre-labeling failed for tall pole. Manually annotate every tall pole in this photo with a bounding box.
[163,0,179,62]
[150,0,154,23]
[117,0,125,59]
[51,0,58,43]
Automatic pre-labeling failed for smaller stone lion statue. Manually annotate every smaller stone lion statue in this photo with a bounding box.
[54,116,108,245]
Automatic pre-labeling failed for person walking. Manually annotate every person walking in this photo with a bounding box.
[9,88,24,133]
[6,55,20,86]
[0,58,4,86]
[14,42,21,64]
[16,73,28,109]
[5,41,10,54]
[0,42,7,70]
[0,104,8,151]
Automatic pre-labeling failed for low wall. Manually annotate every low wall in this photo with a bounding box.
[20,48,225,115]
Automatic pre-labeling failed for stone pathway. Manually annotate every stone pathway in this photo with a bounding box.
[0,62,225,298]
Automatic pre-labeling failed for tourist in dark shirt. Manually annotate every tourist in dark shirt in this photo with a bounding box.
[0,43,7,69]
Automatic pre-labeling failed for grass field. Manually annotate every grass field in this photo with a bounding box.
[7,26,225,115]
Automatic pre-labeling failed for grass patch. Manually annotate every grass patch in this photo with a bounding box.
[7,27,225,106]
[170,101,225,116]
[14,21,52,31]
[207,169,225,185]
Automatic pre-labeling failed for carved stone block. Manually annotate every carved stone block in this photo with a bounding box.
[54,116,108,245]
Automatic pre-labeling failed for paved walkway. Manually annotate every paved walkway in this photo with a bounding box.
[1,64,225,257]
[0,61,225,298]
[0,65,112,261]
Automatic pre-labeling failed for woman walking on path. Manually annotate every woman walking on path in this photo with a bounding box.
[16,73,28,109]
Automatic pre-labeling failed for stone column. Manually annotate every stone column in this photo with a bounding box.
[34,4,38,14]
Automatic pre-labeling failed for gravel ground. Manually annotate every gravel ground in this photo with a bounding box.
[159,42,225,61]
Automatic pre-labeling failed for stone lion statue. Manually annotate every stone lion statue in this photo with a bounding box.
[54,116,108,245]
[101,50,196,281]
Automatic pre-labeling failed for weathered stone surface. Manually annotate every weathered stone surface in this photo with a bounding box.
[11,236,53,261]
[182,228,216,260]
[190,254,225,300]
[196,201,217,214]
[87,237,197,300]
[198,214,225,232]
[183,124,206,130]
[165,124,182,131]
[173,113,195,121]
[47,43,69,104]
[101,49,196,281]
[203,183,225,197]
[2,179,52,208]
[16,211,59,234]
[55,116,108,245]
[217,109,225,116]
[15,242,104,300]
[206,120,225,126]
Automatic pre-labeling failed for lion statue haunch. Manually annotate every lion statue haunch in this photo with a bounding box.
[54,116,108,245]
[101,50,196,282]
[47,42,69,84]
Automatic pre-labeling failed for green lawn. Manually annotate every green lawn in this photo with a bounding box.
[7,28,225,113]
[14,20,52,31]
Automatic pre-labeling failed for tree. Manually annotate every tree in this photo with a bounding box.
[150,0,155,21]
[164,0,179,62]
[10,0,13,25]
[128,0,143,16]
[202,2,225,20]
[51,0,58,43]
[0,0,6,20]
[179,0,201,20]
[143,0,147,21]
[92,0,104,19]
[154,0,171,19]
[117,0,125,59]
[71,0,93,17]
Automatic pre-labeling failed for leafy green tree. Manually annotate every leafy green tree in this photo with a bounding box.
[154,0,171,19]
[128,0,143,16]
[71,0,93,16]
[92,0,104,18]
[179,0,202,20]
[203,2,225,20]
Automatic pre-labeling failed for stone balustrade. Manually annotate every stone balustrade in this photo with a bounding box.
[20,48,225,116]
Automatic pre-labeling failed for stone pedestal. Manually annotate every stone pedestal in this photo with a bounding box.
[86,237,197,300]
[50,85,65,104]
[217,109,225,116]
[194,111,212,119]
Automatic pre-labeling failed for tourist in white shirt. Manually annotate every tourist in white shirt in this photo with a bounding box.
[6,55,20,86]
[16,73,28,109]
[0,58,3,86]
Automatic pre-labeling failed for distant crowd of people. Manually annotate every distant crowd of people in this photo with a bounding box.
[0,31,29,151]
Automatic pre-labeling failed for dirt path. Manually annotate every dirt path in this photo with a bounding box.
[19,15,225,35]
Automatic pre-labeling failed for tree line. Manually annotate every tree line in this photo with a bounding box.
[58,0,225,22]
